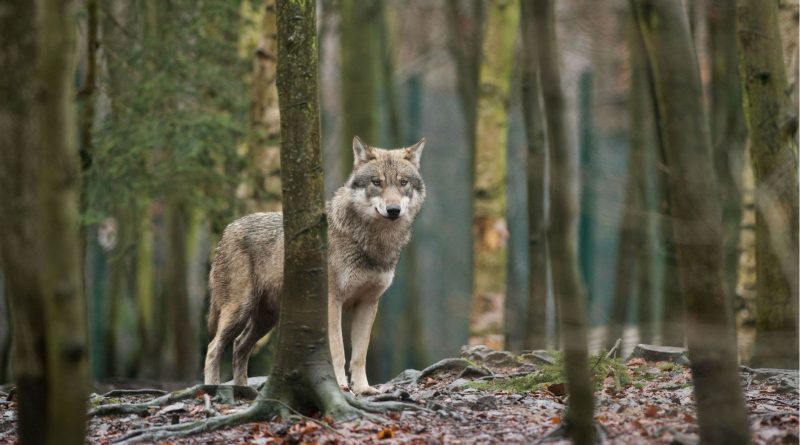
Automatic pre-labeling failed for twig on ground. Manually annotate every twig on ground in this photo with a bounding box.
[605,338,622,360]
[748,397,799,409]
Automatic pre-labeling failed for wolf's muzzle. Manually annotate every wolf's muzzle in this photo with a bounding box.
[386,204,401,219]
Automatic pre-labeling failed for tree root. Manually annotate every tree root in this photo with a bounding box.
[110,387,426,444]
[90,384,258,417]
[415,358,472,383]
[100,388,168,398]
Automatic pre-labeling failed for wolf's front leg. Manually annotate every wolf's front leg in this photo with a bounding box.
[328,297,348,388]
[349,300,380,395]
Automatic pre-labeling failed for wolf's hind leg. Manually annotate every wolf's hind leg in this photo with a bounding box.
[232,313,276,387]
[203,313,241,385]
[349,300,380,395]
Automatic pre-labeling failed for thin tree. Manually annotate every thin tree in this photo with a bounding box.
[634,0,751,443]
[736,0,799,369]
[339,0,380,181]
[534,0,595,442]
[708,0,746,295]
[470,0,519,350]
[519,0,549,350]
[244,0,282,214]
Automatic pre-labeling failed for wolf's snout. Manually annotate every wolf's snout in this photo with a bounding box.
[386,205,401,219]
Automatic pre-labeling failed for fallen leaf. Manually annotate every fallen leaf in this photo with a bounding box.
[547,383,566,396]
[683,413,696,422]
[644,405,658,417]
[551,416,561,424]
[377,428,395,439]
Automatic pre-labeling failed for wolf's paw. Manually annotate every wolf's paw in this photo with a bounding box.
[351,384,380,396]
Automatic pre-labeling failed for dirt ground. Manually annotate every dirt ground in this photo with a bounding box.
[1,346,797,444]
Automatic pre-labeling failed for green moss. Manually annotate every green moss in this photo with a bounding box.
[656,362,680,372]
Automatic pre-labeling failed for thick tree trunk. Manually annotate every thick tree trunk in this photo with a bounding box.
[635,1,751,443]
[0,2,48,443]
[469,0,519,350]
[519,0,549,351]
[340,0,380,181]
[708,0,746,296]
[737,0,799,369]
[534,0,595,443]
[38,0,90,443]
[259,0,355,418]
[243,0,281,214]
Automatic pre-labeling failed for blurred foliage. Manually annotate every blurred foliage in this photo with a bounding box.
[85,0,250,227]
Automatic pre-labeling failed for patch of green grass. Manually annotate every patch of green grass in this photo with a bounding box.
[656,362,680,372]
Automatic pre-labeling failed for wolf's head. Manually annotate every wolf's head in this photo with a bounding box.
[345,136,426,223]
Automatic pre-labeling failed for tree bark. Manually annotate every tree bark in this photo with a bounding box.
[708,0,746,296]
[630,19,657,345]
[340,0,380,181]
[243,0,282,214]
[165,199,196,381]
[737,0,799,369]
[0,1,48,443]
[469,0,519,351]
[37,0,90,442]
[635,1,751,443]
[445,0,484,156]
[535,0,595,443]
[519,0,549,351]
[135,207,158,378]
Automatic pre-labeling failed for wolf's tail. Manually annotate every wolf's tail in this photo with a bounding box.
[207,303,220,338]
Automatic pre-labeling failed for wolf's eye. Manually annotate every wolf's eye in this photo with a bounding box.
[371,178,382,187]
[400,179,408,187]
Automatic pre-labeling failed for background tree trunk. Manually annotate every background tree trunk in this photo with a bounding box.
[165,199,196,381]
[737,0,800,369]
[535,0,595,442]
[469,0,519,351]
[708,0,746,297]
[0,1,48,443]
[243,0,281,214]
[635,1,751,443]
[520,0,549,351]
[339,0,380,181]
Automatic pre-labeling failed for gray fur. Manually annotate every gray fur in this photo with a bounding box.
[204,137,426,394]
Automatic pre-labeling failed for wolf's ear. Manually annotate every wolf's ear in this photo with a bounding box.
[403,138,426,168]
[353,136,376,165]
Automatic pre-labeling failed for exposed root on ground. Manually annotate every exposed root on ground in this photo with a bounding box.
[90,384,258,417]
[108,386,426,444]
[415,358,472,382]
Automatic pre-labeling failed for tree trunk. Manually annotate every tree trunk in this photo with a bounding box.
[577,72,595,309]
[634,1,751,443]
[135,208,158,378]
[445,0,484,156]
[535,0,595,443]
[243,0,281,214]
[708,0,746,296]
[469,0,519,351]
[737,0,799,369]
[165,199,196,381]
[340,0,380,181]
[37,0,90,442]
[630,19,658,345]
[0,1,48,443]
[519,0,549,351]
[259,0,356,418]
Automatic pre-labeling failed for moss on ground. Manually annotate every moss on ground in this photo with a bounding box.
[467,351,632,393]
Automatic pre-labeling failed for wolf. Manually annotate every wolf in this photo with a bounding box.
[203,136,426,395]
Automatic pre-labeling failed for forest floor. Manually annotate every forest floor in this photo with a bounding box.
[0,345,797,444]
